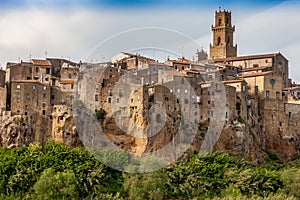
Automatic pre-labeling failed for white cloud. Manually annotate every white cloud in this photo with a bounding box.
[0,3,299,81]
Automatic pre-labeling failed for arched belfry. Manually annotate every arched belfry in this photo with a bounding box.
[209,9,237,59]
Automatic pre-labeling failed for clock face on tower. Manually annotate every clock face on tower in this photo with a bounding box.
[270,79,276,85]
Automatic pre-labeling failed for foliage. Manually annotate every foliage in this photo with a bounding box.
[124,170,167,200]
[96,109,106,119]
[279,168,300,198]
[32,168,79,200]
[0,143,299,199]
[237,116,245,123]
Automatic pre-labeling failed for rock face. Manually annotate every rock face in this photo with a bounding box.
[52,105,82,147]
[0,104,297,165]
[0,105,82,148]
[214,122,267,164]
[0,112,51,148]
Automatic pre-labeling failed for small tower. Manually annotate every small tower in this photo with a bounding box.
[209,9,237,59]
[195,48,208,63]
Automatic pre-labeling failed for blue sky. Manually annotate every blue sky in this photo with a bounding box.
[0,0,300,81]
[0,0,287,8]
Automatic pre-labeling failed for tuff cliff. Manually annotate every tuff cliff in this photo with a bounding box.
[0,105,298,164]
[0,105,82,149]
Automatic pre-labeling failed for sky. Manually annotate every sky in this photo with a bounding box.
[0,0,300,81]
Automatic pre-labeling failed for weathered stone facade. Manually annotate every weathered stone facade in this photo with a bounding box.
[10,81,51,116]
[210,10,237,59]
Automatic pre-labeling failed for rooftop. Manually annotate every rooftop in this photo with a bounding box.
[212,52,284,63]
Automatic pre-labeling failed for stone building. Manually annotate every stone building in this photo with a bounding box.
[111,52,156,70]
[6,61,33,81]
[214,53,290,88]
[0,69,5,88]
[223,79,248,121]
[0,69,6,114]
[209,10,237,59]
[10,80,51,116]
[55,65,79,106]
[31,59,52,83]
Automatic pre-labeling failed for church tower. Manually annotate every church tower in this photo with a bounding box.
[210,9,237,59]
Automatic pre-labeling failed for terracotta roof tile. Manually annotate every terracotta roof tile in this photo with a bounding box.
[32,59,52,68]
[223,80,244,84]
[240,66,270,72]
[238,71,272,78]
[60,79,75,84]
[212,52,282,62]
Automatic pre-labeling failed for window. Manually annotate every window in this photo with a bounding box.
[156,114,161,123]
[108,98,111,103]
[184,89,188,94]
[16,92,20,99]
[68,73,72,78]
[177,89,180,93]
[25,105,28,110]
[16,84,20,89]
[119,90,123,97]
[289,112,292,118]
[266,91,269,97]
[218,18,222,26]
[51,95,55,100]
[253,64,259,68]
[95,95,99,101]
[33,85,36,90]
[42,102,46,108]
[46,68,50,74]
[217,37,221,46]
[276,92,280,100]
[43,93,46,98]
[109,89,113,96]
[63,84,66,89]
[42,110,46,115]
[43,86,47,90]
[36,67,39,73]
[71,84,74,89]
[181,77,184,84]
[184,99,188,104]
[26,94,30,99]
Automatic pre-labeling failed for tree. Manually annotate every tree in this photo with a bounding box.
[32,168,80,200]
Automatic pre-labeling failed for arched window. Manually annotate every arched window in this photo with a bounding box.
[227,36,230,44]
[218,18,222,26]
[217,37,221,46]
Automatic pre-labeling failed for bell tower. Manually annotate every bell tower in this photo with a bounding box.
[210,9,237,59]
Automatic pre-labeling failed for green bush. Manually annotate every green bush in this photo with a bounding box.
[96,109,106,119]
[32,168,80,200]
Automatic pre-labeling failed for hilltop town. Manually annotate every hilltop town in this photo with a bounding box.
[0,10,300,164]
